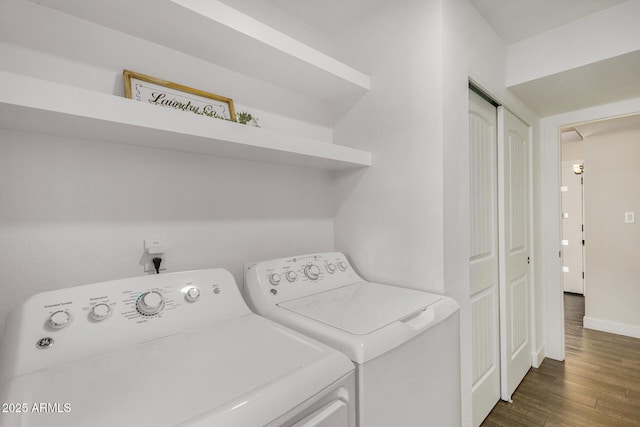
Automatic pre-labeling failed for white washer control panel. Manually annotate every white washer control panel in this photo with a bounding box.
[244,252,361,316]
[0,269,251,382]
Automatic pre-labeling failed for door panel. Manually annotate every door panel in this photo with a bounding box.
[498,107,531,402]
[469,90,500,426]
[561,162,585,294]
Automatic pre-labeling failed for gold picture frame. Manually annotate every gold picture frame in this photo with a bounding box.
[123,69,236,121]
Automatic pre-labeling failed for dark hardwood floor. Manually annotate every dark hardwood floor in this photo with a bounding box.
[481,293,640,426]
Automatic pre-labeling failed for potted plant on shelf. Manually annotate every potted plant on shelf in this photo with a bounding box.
[237,111,260,127]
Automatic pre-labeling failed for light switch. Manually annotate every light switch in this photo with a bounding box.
[625,212,635,224]
[562,266,569,273]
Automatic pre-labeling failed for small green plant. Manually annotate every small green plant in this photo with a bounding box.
[236,111,260,127]
[237,111,253,124]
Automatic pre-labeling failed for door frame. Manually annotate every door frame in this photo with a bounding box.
[539,99,640,361]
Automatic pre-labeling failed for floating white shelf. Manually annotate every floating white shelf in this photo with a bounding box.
[34,0,370,103]
[0,72,371,170]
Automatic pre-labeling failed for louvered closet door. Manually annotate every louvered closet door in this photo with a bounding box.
[498,106,532,402]
[469,90,500,426]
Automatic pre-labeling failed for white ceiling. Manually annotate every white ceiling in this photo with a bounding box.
[467,0,627,44]
[268,0,626,43]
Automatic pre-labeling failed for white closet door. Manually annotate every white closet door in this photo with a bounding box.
[498,106,532,402]
[469,90,500,426]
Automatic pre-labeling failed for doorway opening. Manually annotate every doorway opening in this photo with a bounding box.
[559,113,640,344]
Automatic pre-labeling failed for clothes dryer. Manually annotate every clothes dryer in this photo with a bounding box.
[244,252,460,427]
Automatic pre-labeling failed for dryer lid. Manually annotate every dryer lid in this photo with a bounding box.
[277,282,443,335]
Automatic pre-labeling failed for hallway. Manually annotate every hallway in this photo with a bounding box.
[482,293,640,426]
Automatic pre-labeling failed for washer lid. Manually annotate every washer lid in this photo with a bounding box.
[277,282,443,335]
[0,315,353,427]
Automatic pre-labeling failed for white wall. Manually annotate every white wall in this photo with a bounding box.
[331,0,541,425]
[0,0,340,333]
[442,1,541,424]
[583,128,640,337]
[331,0,445,291]
[561,139,584,161]
[0,129,335,333]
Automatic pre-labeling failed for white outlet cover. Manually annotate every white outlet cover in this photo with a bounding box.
[625,212,635,224]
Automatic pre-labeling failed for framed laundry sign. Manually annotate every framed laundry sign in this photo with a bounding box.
[123,70,236,121]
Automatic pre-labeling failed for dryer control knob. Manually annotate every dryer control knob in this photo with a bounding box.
[326,263,337,274]
[48,310,72,329]
[136,291,165,316]
[304,264,321,280]
[90,303,111,321]
[185,287,201,302]
[286,271,297,282]
[337,261,348,271]
[269,273,282,286]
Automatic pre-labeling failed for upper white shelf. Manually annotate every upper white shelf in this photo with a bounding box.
[0,72,371,170]
[34,0,370,103]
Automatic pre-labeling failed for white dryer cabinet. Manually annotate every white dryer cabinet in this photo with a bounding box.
[244,252,461,427]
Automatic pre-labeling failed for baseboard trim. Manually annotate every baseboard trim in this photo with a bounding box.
[583,316,640,339]
[531,344,545,368]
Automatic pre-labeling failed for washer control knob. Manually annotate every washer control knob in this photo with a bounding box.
[185,287,201,302]
[269,273,281,286]
[48,310,72,329]
[304,264,321,280]
[136,291,165,316]
[286,271,297,282]
[337,261,348,272]
[326,263,337,274]
[90,303,111,321]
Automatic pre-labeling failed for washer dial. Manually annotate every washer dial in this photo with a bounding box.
[337,261,348,271]
[326,263,337,274]
[48,310,72,329]
[90,303,111,321]
[136,291,165,316]
[304,264,321,280]
[286,270,297,282]
[185,287,201,302]
[269,273,282,286]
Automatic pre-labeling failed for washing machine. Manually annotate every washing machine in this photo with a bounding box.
[0,268,355,427]
[244,252,461,427]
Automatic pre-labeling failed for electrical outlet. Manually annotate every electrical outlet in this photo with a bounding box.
[144,257,168,273]
[143,239,169,273]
